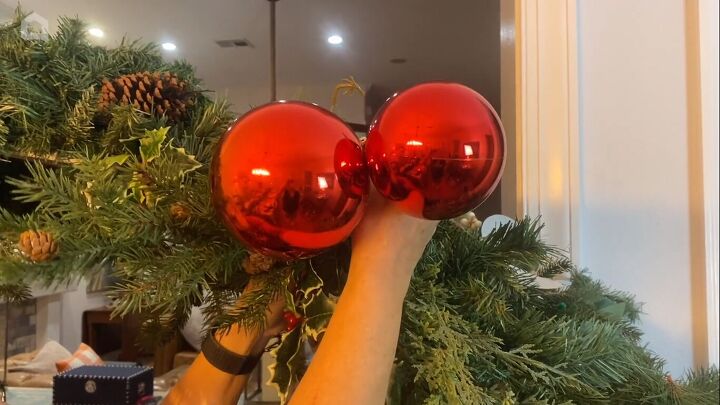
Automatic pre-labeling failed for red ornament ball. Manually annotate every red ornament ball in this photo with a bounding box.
[366,82,505,219]
[211,101,368,259]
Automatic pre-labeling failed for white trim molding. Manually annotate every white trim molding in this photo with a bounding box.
[685,0,718,368]
[696,0,719,367]
[516,0,580,258]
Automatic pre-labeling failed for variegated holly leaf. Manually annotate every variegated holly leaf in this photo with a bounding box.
[309,242,351,296]
[299,263,324,300]
[302,290,335,340]
[284,288,297,314]
[127,171,158,207]
[101,154,130,168]
[139,127,168,164]
[269,327,306,404]
[164,146,202,177]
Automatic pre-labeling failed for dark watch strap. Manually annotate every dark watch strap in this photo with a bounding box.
[201,334,262,375]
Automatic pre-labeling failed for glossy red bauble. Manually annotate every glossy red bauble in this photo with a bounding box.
[365,82,505,219]
[211,101,368,259]
[283,311,302,332]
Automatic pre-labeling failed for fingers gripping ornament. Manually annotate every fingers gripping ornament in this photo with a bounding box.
[211,101,368,259]
[365,82,505,219]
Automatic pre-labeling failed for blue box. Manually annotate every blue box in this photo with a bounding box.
[53,364,153,405]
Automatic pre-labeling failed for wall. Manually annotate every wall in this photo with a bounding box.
[34,280,108,351]
[59,279,109,350]
[221,82,366,124]
[577,0,700,376]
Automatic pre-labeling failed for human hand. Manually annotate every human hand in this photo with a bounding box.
[350,189,438,279]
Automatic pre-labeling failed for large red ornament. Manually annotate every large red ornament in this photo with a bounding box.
[211,101,368,259]
[365,82,505,219]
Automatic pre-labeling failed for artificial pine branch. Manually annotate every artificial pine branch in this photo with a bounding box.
[0,8,200,155]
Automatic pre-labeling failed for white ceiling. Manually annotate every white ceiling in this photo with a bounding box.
[2,0,500,104]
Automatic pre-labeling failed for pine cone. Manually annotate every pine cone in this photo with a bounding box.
[170,203,191,222]
[18,230,59,262]
[98,71,195,123]
[242,252,275,275]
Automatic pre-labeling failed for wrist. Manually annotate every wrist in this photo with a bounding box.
[349,254,415,283]
[346,260,413,305]
[249,335,272,356]
[214,325,270,356]
[201,333,265,376]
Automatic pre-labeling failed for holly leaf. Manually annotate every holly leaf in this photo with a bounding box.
[299,263,323,301]
[101,154,130,168]
[302,291,335,340]
[164,146,202,177]
[126,172,158,207]
[284,288,297,314]
[269,327,305,404]
[309,242,350,296]
[139,127,168,164]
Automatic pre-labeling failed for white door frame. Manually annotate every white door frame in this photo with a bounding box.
[690,0,719,367]
[511,0,718,367]
[513,0,580,259]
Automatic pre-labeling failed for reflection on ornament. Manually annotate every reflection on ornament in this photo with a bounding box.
[251,168,271,177]
[366,82,506,219]
[317,176,329,190]
[211,101,368,259]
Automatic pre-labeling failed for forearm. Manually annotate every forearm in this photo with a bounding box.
[290,256,413,405]
[164,325,270,405]
[164,273,287,405]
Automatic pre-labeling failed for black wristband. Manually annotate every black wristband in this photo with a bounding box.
[201,334,262,375]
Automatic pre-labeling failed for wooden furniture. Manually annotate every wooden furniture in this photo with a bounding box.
[153,336,182,375]
[81,307,187,375]
[82,307,140,362]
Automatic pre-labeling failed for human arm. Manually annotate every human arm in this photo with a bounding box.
[163,279,286,405]
[289,194,437,405]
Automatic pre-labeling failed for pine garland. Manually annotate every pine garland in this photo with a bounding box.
[0,9,717,405]
[0,8,201,156]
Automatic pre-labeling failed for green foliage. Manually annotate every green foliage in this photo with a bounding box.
[385,223,718,404]
[0,277,30,303]
[0,9,716,405]
[0,8,199,155]
[0,106,241,341]
[268,222,719,404]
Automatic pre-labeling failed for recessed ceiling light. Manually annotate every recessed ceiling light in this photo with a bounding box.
[87,27,104,38]
[161,42,177,51]
[327,35,343,45]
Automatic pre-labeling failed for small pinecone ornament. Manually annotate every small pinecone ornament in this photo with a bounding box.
[170,203,191,222]
[242,252,275,275]
[18,230,58,262]
[98,71,195,122]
